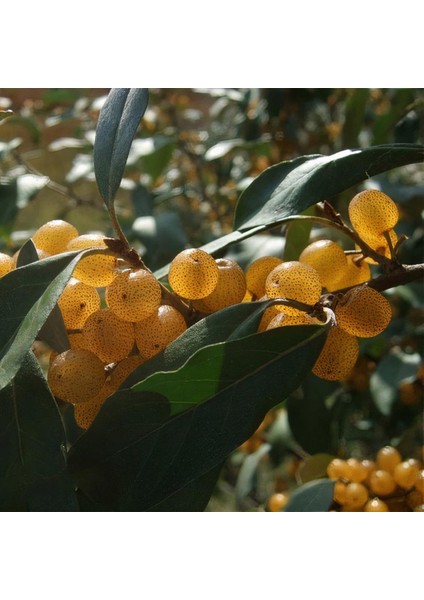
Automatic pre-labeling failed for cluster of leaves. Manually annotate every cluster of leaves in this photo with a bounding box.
[0,88,423,511]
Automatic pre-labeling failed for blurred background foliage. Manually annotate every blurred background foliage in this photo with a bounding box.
[1,87,423,511]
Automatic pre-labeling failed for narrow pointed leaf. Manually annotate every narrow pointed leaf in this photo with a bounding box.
[0,351,78,511]
[16,239,69,353]
[94,88,149,207]
[68,324,327,510]
[234,143,424,230]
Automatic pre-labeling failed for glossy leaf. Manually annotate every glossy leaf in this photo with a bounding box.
[93,88,149,207]
[283,478,335,512]
[122,299,277,389]
[234,144,424,230]
[0,248,105,391]
[0,351,78,511]
[68,324,327,510]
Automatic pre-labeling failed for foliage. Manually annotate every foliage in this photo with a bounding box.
[0,88,423,511]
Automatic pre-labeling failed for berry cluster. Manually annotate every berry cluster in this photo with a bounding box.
[327,445,424,512]
[0,189,405,428]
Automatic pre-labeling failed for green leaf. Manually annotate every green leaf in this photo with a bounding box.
[0,248,105,391]
[68,323,327,511]
[0,351,78,511]
[283,479,335,512]
[234,144,424,231]
[122,300,277,389]
[16,239,69,353]
[93,88,149,207]
[133,325,326,417]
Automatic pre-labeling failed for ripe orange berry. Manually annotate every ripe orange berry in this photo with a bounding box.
[344,482,369,510]
[0,252,14,277]
[80,308,136,363]
[393,460,420,489]
[134,305,187,359]
[312,326,359,381]
[348,189,399,239]
[335,285,392,338]
[106,268,162,322]
[414,470,424,495]
[192,258,246,313]
[333,481,347,505]
[364,497,389,512]
[265,261,322,315]
[245,256,283,299]
[58,278,101,329]
[327,458,349,480]
[267,492,289,512]
[369,469,397,496]
[376,446,402,473]
[48,348,105,403]
[32,219,79,255]
[299,239,348,292]
[168,248,219,300]
[67,234,118,287]
[346,458,368,483]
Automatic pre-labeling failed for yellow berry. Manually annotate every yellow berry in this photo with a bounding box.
[414,470,424,495]
[369,469,397,496]
[356,229,399,264]
[58,277,101,329]
[376,446,402,473]
[245,256,283,299]
[312,326,359,381]
[48,348,105,403]
[106,268,162,322]
[168,248,219,300]
[364,497,389,512]
[80,308,136,363]
[335,285,392,338]
[346,458,368,483]
[344,482,369,510]
[299,239,348,292]
[192,258,246,314]
[393,460,420,489]
[265,261,322,316]
[67,233,118,287]
[134,305,187,359]
[267,492,289,512]
[348,190,399,239]
[333,254,371,290]
[0,252,14,277]
[327,458,349,480]
[32,219,79,255]
[265,311,322,329]
[333,481,348,504]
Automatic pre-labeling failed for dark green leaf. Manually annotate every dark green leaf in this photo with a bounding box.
[16,239,69,353]
[93,88,149,207]
[0,248,105,391]
[68,324,327,510]
[121,299,279,389]
[0,351,78,511]
[234,144,424,230]
[283,479,335,512]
